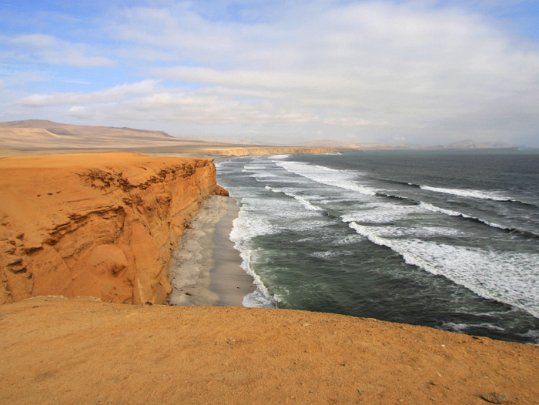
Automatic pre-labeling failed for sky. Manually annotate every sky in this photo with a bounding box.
[0,1,538,146]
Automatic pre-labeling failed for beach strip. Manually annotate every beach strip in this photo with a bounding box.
[168,195,254,306]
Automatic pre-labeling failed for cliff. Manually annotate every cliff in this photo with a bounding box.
[0,153,218,304]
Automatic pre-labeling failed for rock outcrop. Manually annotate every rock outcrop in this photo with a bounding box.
[0,153,219,304]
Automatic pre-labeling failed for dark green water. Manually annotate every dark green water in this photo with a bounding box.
[218,151,539,343]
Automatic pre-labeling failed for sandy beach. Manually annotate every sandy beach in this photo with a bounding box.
[168,196,254,306]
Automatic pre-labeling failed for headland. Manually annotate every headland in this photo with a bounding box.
[0,121,537,404]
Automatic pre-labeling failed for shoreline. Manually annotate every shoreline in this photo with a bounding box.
[210,197,256,305]
[0,150,538,403]
[168,195,254,306]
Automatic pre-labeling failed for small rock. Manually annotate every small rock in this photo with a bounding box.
[480,392,507,404]
[215,185,229,196]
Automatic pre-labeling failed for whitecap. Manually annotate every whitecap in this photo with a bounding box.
[347,221,539,318]
[420,185,515,202]
[275,160,377,196]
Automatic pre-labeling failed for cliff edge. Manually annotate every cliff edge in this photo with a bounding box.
[0,153,218,304]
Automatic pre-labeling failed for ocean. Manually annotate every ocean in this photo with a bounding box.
[217,150,539,344]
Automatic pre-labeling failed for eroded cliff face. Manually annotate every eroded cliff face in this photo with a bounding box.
[0,153,218,304]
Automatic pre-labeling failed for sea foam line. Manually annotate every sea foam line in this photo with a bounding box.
[420,185,516,202]
[275,160,377,196]
[229,205,275,308]
[265,185,323,212]
[345,220,539,318]
[419,201,539,239]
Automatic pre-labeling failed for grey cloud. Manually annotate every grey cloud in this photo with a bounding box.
[5,1,539,146]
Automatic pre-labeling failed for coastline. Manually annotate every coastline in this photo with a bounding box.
[1,148,537,403]
[210,197,255,305]
[168,195,254,306]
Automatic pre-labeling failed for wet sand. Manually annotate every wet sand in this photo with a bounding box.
[211,198,255,305]
[168,196,254,306]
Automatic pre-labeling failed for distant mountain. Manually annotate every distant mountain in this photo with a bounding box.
[0,119,217,151]
[428,140,516,150]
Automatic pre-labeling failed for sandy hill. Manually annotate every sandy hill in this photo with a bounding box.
[0,120,338,156]
[0,120,218,151]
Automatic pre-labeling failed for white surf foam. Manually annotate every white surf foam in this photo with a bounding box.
[420,185,515,202]
[346,221,539,318]
[419,201,508,230]
[341,203,421,224]
[275,160,377,196]
[309,250,351,259]
[375,226,463,238]
[230,207,274,308]
[265,185,324,212]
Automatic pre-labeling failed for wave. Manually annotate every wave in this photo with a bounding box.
[419,202,539,239]
[420,185,521,203]
[373,178,421,188]
[345,220,539,318]
[275,160,377,196]
[341,203,421,224]
[229,202,276,308]
[375,192,416,203]
[265,185,323,212]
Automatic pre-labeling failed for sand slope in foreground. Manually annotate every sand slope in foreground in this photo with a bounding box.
[0,153,217,304]
[0,297,537,405]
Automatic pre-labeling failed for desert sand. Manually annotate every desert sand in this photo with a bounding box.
[0,120,339,157]
[1,297,538,405]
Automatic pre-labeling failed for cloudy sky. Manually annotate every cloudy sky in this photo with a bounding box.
[1,1,538,146]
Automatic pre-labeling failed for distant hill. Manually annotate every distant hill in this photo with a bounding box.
[428,140,516,150]
[0,120,219,152]
[0,119,339,157]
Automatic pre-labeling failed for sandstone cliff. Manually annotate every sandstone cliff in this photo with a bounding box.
[0,153,218,304]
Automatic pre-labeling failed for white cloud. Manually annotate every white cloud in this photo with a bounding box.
[4,1,539,145]
[3,34,114,67]
[18,80,158,106]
